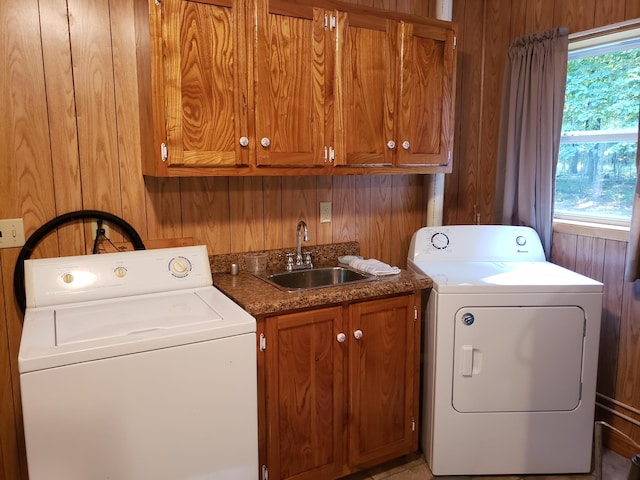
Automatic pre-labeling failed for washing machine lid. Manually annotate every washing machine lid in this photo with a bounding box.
[410,259,603,294]
[19,286,256,372]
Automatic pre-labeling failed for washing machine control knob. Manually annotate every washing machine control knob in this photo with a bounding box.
[516,235,527,246]
[461,312,475,325]
[169,256,192,278]
[431,232,450,250]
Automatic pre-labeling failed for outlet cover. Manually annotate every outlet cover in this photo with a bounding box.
[90,220,110,240]
[320,202,332,223]
[0,218,25,248]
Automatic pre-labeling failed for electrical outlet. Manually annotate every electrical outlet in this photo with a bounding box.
[320,202,332,223]
[0,218,26,248]
[91,220,110,240]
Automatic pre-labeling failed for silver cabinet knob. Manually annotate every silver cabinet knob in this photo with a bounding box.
[387,140,396,149]
[353,329,363,340]
[239,136,249,147]
[402,140,410,150]
[336,333,346,343]
[260,137,270,148]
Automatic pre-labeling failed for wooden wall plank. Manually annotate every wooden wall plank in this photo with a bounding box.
[181,177,231,253]
[594,0,627,26]
[355,176,372,258]
[550,231,577,269]
[332,176,357,242]
[144,177,184,240]
[67,0,122,219]
[525,0,555,33]
[263,177,284,250]
[229,177,266,252]
[39,0,84,257]
[369,175,393,263]
[110,0,149,239]
[391,175,423,268]
[626,0,640,19]
[281,176,317,249]
[598,240,627,396]
[553,0,596,33]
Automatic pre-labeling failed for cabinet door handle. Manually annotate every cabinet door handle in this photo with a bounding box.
[353,329,363,340]
[239,136,249,147]
[386,140,396,150]
[260,137,271,148]
[336,332,346,343]
[402,140,410,150]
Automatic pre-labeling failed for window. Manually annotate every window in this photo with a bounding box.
[554,26,640,226]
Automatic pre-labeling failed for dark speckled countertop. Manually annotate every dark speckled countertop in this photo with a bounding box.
[209,242,432,317]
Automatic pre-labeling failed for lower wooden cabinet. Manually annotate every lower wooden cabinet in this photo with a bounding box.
[258,293,421,480]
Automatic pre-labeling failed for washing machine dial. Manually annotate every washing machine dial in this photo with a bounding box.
[430,232,450,250]
[169,256,192,278]
[516,235,527,246]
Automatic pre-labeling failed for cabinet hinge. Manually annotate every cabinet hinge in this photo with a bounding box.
[160,142,168,162]
[453,35,457,49]
[324,146,335,163]
[411,417,416,432]
[447,150,451,162]
[259,333,266,352]
[324,14,336,31]
[414,305,418,321]
[261,464,268,480]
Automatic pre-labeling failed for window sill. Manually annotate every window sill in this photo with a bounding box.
[553,219,629,242]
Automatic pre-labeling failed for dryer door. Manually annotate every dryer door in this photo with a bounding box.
[452,305,585,413]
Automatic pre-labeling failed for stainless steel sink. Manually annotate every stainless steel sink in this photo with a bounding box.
[258,266,375,292]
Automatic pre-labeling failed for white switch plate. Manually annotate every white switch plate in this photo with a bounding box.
[0,218,26,248]
[320,202,332,223]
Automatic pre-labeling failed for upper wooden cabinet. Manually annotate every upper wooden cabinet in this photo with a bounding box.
[135,0,457,176]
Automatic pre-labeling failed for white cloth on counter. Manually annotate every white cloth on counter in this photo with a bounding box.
[348,257,401,276]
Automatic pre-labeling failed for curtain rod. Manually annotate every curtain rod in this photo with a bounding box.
[569,18,640,40]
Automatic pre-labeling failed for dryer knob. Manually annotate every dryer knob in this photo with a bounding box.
[462,313,475,326]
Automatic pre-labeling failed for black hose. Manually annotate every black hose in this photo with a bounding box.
[13,210,145,316]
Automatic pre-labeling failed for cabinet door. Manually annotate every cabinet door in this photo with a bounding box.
[334,12,399,167]
[396,22,456,168]
[348,295,419,467]
[265,307,344,480]
[254,1,329,168]
[162,0,249,167]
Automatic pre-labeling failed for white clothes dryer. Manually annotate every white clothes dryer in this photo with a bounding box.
[407,225,603,476]
[19,246,258,480]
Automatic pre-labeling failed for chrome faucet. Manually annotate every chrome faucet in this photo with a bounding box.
[296,220,309,266]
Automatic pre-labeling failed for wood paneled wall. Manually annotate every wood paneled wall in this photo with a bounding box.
[0,0,431,478]
[2,0,640,477]
[450,0,640,458]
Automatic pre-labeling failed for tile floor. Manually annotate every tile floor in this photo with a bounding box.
[344,448,632,480]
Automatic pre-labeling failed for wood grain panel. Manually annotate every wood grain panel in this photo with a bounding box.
[68,0,122,219]
[553,0,596,33]
[332,176,357,242]
[445,0,483,224]
[369,175,393,263]
[598,239,626,396]
[479,0,510,224]
[180,177,231,253]
[144,177,184,240]
[110,0,148,238]
[594,0,627,25]
[355,176,373,258]
[316,176,333,245]
[229,177,266,252]
[391,175,423,269]
[550,231,578,270]
[262,177,284,249]
[39,0,84,257]
[525,0,555,33]
[616,281,640,406]
[626,0,640,19]
[574,235,606,281]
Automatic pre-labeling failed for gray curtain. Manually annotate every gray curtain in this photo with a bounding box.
[624,107,640,282]
[495,27,569,259]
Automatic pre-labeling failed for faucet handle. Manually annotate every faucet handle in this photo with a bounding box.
[303,251,314,268]
[282,252,295,271]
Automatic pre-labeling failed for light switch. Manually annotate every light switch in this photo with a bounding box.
[0,218,25,248]
[320,202,332,223]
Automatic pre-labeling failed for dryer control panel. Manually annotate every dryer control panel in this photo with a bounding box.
[408,225,546,263]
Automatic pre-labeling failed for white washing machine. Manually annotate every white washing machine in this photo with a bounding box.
[19,245,258,480]
[407,225,603,476]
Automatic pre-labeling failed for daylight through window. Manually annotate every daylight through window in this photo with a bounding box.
[554,26,640,226]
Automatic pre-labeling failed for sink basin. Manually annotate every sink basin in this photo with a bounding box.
[259,266,375,292]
